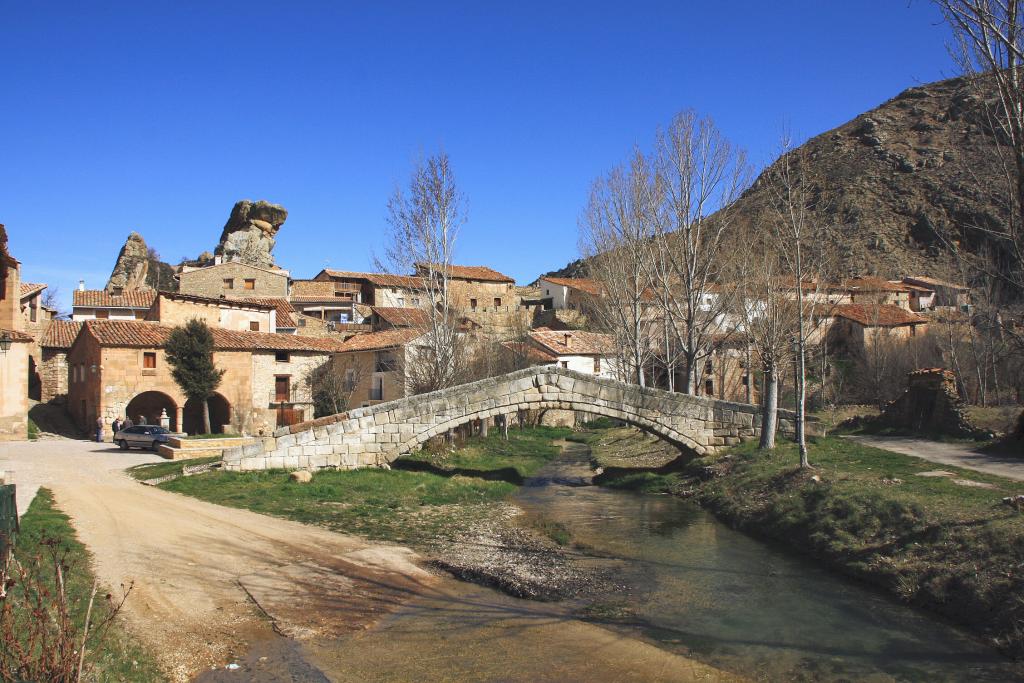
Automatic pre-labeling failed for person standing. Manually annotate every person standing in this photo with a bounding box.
[95,416,104,443]
[112,416,122,436]
[123,416,134,430]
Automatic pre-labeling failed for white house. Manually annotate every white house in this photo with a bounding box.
[536,277,602,311]
[524,328,619,379]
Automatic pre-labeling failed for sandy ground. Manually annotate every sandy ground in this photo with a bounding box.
[0,439,434,681]
[846,435,1024,480]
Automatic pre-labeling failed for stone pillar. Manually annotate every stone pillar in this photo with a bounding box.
[159,409,170,430]
[175,406,184,433]
[480,417,489,438]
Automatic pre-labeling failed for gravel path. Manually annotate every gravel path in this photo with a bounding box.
[0,439,434,681]
[846,435,1024,481]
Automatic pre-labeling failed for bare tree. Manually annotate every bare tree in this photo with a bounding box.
[41,288,69,320]
[647,111,752,394]
[305,355,366,418]
[378,153,467,392]
[579,152,658,387]
[763,136,836,468]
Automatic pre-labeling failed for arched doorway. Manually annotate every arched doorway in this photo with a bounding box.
[183,393,232,435]
[125,391,178,431]
[27,355,41,401]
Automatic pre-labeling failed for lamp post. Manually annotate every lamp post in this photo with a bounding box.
[0,331,12,355]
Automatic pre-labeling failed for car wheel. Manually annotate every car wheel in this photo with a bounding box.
[118,440,129,450]
[151,441,159,451]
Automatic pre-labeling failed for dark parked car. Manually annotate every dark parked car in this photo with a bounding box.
[115,425,170,450]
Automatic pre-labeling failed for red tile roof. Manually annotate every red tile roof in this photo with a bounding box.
[418,264,515,283]
[528,329,614,356]
[41,320,82,349]
[902,275,970,291]
[246,297,298,328]
[336,328,422,352]
[539,277,603,297]
[372,306,430,328]
[831,304,928,327]
[0,328,34,343]
[73,289,156,309]
[843,276,915,293]
[157,291,277,310]
[501,340,559,364]
[318,270,423,289]
[20,282,46,299]
[79,320,348,352]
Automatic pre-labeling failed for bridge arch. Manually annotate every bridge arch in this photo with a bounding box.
[222,367,811,473]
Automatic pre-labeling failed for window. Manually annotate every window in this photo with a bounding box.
[134,311,147,320]
[275,376,290,402]
[244,279,255,290]
[470,298,478,310]
[298,318,306,327]
[143,352,156,369]
[223,278,234,290]
[95,309,109,319]
[705,379,714,396]
[411,298,420,305]
[396,297,405,306]
[704,360,714,374]
[561,361,569,369]
[742,374,750,387]
[249,321,260,331]
[593,358,601,373]
[371,376,384,401]
[375,351,398,373]
[493,297,501,308]
[29,306,36,322]
[275,350,290,363]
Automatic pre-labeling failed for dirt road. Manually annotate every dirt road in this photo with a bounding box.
[846,435,1024,480]
[0,440,434,681]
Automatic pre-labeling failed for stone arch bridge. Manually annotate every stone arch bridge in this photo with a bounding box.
[222,367,810,472]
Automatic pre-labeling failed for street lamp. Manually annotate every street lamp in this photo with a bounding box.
[0,331,12,354]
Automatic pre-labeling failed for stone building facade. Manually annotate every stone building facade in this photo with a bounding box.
[178,261,288,300]
[39,320,81,403]
[0,237,30,440]
[145,291,278,332]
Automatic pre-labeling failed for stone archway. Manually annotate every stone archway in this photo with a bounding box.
[125,391,178,431]
[183,393,231,435]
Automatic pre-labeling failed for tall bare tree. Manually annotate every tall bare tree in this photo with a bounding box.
[762,137,836,468]
[647,111,751,394]
[580,152,658,387]
[378,153,467,392]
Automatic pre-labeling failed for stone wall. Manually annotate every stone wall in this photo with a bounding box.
[880,368,981,437]
[0,342,29,440]
[40,348,68,403]
[223,366,818,472]
[178,262,287,300]
[250,350,326,433]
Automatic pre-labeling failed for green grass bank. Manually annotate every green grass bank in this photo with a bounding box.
[8,489,164,682]
[158,426,572,548]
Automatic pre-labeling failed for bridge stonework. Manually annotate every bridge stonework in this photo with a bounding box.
[222,367,811,472]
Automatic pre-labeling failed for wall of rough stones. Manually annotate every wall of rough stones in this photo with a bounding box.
[223,366,815,472]
[880,368,981,437]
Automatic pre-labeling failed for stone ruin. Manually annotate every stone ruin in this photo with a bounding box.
[880,368,982,438]
[214,200,288,269]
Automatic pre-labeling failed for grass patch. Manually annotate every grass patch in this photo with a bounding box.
[10,489,164,681]
[159,427,571,548]
[126,456,221,481]
[27,417,39,441]
[696,437,1024,654]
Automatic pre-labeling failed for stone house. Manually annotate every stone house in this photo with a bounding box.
[39,320,82,403]
[72,287,156,320]
[245,297,337,337]
[332,328,424,407]
[288,279,365,323]
[66,320,347,437]
[0,240,31,440]
[145,291,279,332]
[178,261,289,300]
[537,277,602,311]
[826,303,929,354]
[522,328,619,379]
[19,282,56,400]
[311,269,425,311]
[901,276,970,310]
[414,264,518,313]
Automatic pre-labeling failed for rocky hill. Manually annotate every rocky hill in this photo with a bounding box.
[547,74,1011,282]
[105,232,177,292]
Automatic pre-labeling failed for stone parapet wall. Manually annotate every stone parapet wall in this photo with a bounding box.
[223,366,819,472]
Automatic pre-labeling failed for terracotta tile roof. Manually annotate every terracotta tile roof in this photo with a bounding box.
[20,282,46,299]
[246,297,297,328]
[0,328,34,343]
[902,275,970,291]
[318,270,423,289]
[528,329,614,356]
[416,264,515,283]
[539,277,603,297]
[41,320,82,349]
[336,328,422,352]
[79,320,347,352]
[157,291,277,310]
[843,276,914,293]
[73,289,156,309]
[501,340,559,364]
[831,304,928,327]
[372,306,430,328]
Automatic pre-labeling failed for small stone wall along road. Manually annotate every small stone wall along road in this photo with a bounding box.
[846,435,1024,481]
[0,440,433,682]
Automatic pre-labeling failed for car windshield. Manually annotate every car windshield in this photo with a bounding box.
[145,427,168,434]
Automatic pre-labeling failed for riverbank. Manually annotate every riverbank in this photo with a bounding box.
[8,489,165,681]
[587,429,1024,657]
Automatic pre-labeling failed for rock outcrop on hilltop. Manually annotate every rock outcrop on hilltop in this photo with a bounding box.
[105,232,177,292]
[213,200,287,269]
[546,74,1013,285]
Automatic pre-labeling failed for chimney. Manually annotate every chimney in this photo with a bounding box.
[564,333,571,348]
[78,279,85,292]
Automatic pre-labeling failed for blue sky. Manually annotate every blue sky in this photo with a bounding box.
[1,1,957,310]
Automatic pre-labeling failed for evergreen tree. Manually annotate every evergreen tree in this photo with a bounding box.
[165,319,225,434]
